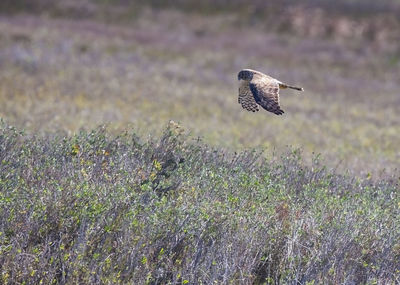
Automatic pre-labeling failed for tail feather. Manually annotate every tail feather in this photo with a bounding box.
[287,85,304,91]
[279,83,304,91]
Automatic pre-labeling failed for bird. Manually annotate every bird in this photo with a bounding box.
[237,69,303,115]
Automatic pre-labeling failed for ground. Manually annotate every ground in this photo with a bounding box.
[0,2,399,284]
[0,2,399,176]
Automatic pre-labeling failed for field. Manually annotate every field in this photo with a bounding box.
[1,1,400,175]
[0,1,399,284]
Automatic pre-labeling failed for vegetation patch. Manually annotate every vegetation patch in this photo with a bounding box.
[1,121,398,284]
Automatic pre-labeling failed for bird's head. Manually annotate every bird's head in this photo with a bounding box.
[237,69,255,81]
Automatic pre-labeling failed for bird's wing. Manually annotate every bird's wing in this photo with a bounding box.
[238,81,259,112]
[249,77,284,115]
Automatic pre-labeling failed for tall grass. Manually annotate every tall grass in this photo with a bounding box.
[1,121,398,284]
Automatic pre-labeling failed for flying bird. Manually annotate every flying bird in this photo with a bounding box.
[237,69,303,115]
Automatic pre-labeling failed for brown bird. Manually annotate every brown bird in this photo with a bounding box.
[238,69,303,115]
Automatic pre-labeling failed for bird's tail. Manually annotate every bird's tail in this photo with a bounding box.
[280,83,304,91]
[288,85,304,91]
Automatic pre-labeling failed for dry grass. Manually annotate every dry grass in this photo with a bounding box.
[0,8,399,176]
[0,2,399,283]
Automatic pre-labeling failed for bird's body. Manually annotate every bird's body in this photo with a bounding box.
[237,69,303,115]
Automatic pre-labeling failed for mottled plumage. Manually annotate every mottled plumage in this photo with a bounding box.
[237,69,303,115]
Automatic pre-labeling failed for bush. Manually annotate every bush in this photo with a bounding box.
[0,120,399,284]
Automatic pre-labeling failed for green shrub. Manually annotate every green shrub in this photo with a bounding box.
[0,121,399,284]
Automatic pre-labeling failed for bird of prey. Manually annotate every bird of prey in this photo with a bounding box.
[237,69,303,115]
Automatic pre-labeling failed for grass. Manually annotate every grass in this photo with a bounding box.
[0,2,399,283]
[0,121,399,284]
[0,8,399,175]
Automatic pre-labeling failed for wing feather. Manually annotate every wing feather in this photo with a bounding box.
[238,82,259,112]
[249,78,284,115]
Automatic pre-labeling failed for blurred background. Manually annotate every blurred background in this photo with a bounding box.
[0,0,399,176]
